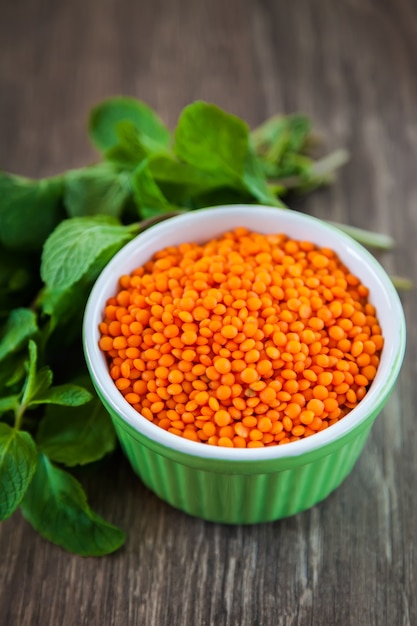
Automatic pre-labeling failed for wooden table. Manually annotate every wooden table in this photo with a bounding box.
[1,0,416,624]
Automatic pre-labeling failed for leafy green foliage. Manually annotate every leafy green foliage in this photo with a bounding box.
[89,96,170,152]
[0,96,355,555]
[0,336,117,553]
[0,395,19,416]
[37,392,116,466]
[20,340,52,405]
[133,162,180,219]
[0,308,38,362]
[148,153,222,194]
[37,282,92,353]
[0,423,37,520]
[174,102,249,183]
[104,120,173,170]
[173,102,282,207]
[0,172,64,251]
[20,340,91,409]
[0,352,28,397]
[242,144,285,207]
[251,113,312,179]
[63,164,131,218]
[28,384,92,407]
[40,215,136,290]
[21,453,125,556]
[103,121,149,168]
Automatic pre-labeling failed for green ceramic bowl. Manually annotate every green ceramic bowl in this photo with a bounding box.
[83,206,406,524]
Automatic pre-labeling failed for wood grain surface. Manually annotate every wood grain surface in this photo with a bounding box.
[1,0,416,624]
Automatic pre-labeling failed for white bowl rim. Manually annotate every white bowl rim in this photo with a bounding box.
[83,205,406,461]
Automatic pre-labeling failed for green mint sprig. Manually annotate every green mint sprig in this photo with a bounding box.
[0,97,404,556]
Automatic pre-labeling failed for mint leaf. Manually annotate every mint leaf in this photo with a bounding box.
[24,367,53,401]
[276,152,312,180]
[41,215,135,291]
[21,453,125,556]
[251,114,312,179]
[149,154,224,195]
[38,279,91,336]
[0,423,37,520]
[174,102,248,184]
[63,164,131,218]
[284,114,312,154]
[21,340,53,407]
[36,393,116,466]
[242,144,284,207]
[0,352,27,393]
[20,341,91,408]
[133,162,180,219]
[29,384,92,407]
[0,172,64,251]
[0,308,38,362]
[89,96,170,152]
[104,120,172,169]
[173,102,281,206]
[104,121,148,168]
[251,114,297,165]
[0,395,19,416]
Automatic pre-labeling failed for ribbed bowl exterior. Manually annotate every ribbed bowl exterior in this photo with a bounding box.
[103,394,378,524]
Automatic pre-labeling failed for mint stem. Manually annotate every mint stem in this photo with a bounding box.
[391,275,414,291]
[14,403,26,431]
[328,221,395,250]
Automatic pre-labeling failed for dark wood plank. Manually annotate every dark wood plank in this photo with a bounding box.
[1,0,416,624]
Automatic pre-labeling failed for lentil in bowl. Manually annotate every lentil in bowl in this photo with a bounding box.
[98,226,383,448]
[83,205,405,523]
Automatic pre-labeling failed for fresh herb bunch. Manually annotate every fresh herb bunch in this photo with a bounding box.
[0,98,395,556]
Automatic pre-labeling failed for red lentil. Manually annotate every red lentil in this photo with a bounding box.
[99,228,383,448]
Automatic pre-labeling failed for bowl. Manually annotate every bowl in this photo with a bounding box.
[83,205,406,524]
